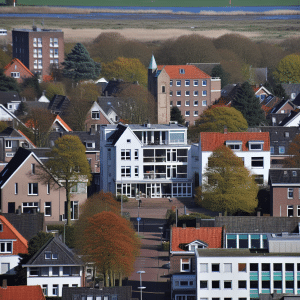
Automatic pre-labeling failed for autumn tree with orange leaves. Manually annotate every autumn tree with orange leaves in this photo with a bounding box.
[74,192,140,287]
[284,134,300,168]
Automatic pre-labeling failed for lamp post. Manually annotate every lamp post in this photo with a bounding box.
[137,270,145,300]
[159,226,163,244]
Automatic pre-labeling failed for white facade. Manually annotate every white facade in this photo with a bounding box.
[196,249,300,300]
[26,266,83,297]
[100,123,193,198]
[0,255,20,275]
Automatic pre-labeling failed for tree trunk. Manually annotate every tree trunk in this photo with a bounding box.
[119,272,122,286]
[105,270,109,287]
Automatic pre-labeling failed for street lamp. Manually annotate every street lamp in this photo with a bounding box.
[137,270,145,300]
[158,226,163,244]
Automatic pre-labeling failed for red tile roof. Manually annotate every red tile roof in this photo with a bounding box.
[18,130,36,148]
[158,65,211,79]
[200,132,270,152]
[54,115,72,132]
[4,58,34,77]
[0,285,45,300]
[171,227,222,251]
[0,215,28,255]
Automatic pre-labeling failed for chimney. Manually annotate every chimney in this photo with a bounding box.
[224,126,227,134]
[219,212,222,217]
[196,218,200,228]
[2,279,7,289]
[257,211,261,217]
[182,223,186,228]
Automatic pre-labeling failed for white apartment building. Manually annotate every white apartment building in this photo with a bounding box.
[199,131,271,186]
[100,122,193,198]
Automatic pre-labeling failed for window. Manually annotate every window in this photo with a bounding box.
[52,253,58,259]
[41,267,49,276]
[38,59,42,69]
[193,91,198,96]
[127,139,131,143]
[202,90,207,96]
[33,38,37,47]
[202,100,207,106]
[249,142,263,150]
[42,285,48,296]
[194,111,198,117]
[38,38,42,47]
[212,263,220,272]
[193,80,198,86]
[52,266,59,276]
[121,166,131,177]
[238,281,247,289]
[121,149,131,160]
[11,72,20,78]
[176,91,181,96]
[54,48,58,58]
[287,205,294,217]
[134,149,138,160]
[161,85,166,93]
[185,111,190,117]
[28,183,38,195]
[50,48,53,58]
[64,201,79,220]
[297,205,300,217]
[0,242,12,253]
[251,157,263,168]
[63,266,71,276]
[22,202,39,213]
[45,252,51,259]
[224,281,232,289]
[38,48,42,57]
[238,263,247,272]
[170,80,173,86]
[185,80,190,86]
[53,38,58,47]
[185,91,190,97]
[170,91,173,97]
[270,146,274,154]
[176,80,181,86]
[224,263,232,272]
[31,163,35,174]
[212,281,220,289]
[92,111,100,119]
[200,263,208,273]
[288,188,294,199]
[285,131,289,137]
[200,281,208,289]
[47,183,50,194]
[34,60,38,69]
[15,183,18,195]
[0,224,2,232]
[185,100,190,106]
[135,167,138,177]
[29,267,39,276]
[279,146,285,154]
[5,140,12,148]
[179,69,185,74]
[177,101,181,106]
[194,100,198,106]
[44,202,51,216]
[52,285,58,296]
[227,143,241,151]
[202,80,207,86]
[180,258,191,272]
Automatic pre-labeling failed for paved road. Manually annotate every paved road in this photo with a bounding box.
[123,197,213,300]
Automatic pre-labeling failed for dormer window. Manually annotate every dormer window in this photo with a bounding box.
[179,68,185,74]
[226,141,242,151]
[249,141,264,151]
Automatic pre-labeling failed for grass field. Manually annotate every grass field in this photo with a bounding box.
[14,0,300,7]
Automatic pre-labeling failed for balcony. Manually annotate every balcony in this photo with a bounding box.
[285,271,294,280]
[250,289,259,298]
[261,271,270,281]
[250,271,258,281]
[273,271,282,281]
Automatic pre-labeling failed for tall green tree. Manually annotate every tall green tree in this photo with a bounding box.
[211,64,229,88]
[44,135,92,225]
[232,81,266,127]
[0,69,20,92]
[273,54,300,84]
[202,146,258,216]
[171,106,185,125]
[62,43,101,83]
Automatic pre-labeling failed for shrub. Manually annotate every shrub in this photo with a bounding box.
[116,194,129,203]
[47,225,75,248]
[194,186,202,207]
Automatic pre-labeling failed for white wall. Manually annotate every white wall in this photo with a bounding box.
[0,255,20,275]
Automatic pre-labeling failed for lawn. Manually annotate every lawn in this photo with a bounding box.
[15,0,300,7]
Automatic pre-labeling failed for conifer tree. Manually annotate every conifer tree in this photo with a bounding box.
[62,43,101,82]
[232,81,266,127]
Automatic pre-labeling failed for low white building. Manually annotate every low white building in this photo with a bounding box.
[199,131,270,185]
[100,122,193,198]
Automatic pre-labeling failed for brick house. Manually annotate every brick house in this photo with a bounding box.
[148,55,221,126]
[4,58,34,84]
[170,226,223,300]
[269,168,300,217]
[0,215,28,275]
[12,26,64,79]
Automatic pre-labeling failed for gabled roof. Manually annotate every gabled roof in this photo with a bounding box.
[4,58,34,77]
[279,110,300,126]
[0,104,25,126]
[48,95,70,115]
[200,132,270,152]
[0,215,28,250]
[107,124,128,145]
[252,85,271,95]
[171,227,222,252]
[269,168,300,185]
[52,115,72,132]
[0,91,20,105]
[157,65,211,79]
[17,129,36,148]
[89,101,113,125]
[38,95,50,103]
[282,83,300,99]
[270,99,293,114]
[24,236,83,266]
[0,127,23,138]
[0,285,45,300]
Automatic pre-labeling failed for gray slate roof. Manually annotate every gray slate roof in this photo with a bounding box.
[25,101,49,111]
[0,91,21,105]
[98,96,122,116]
[188,63,220,76]
[269,168,300,185]
[48,95,70,115]
[0,127,23,137]
[282,83,300,100]
[25,236,83,266]
[215,216,300,233]
[2,212,45,241]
